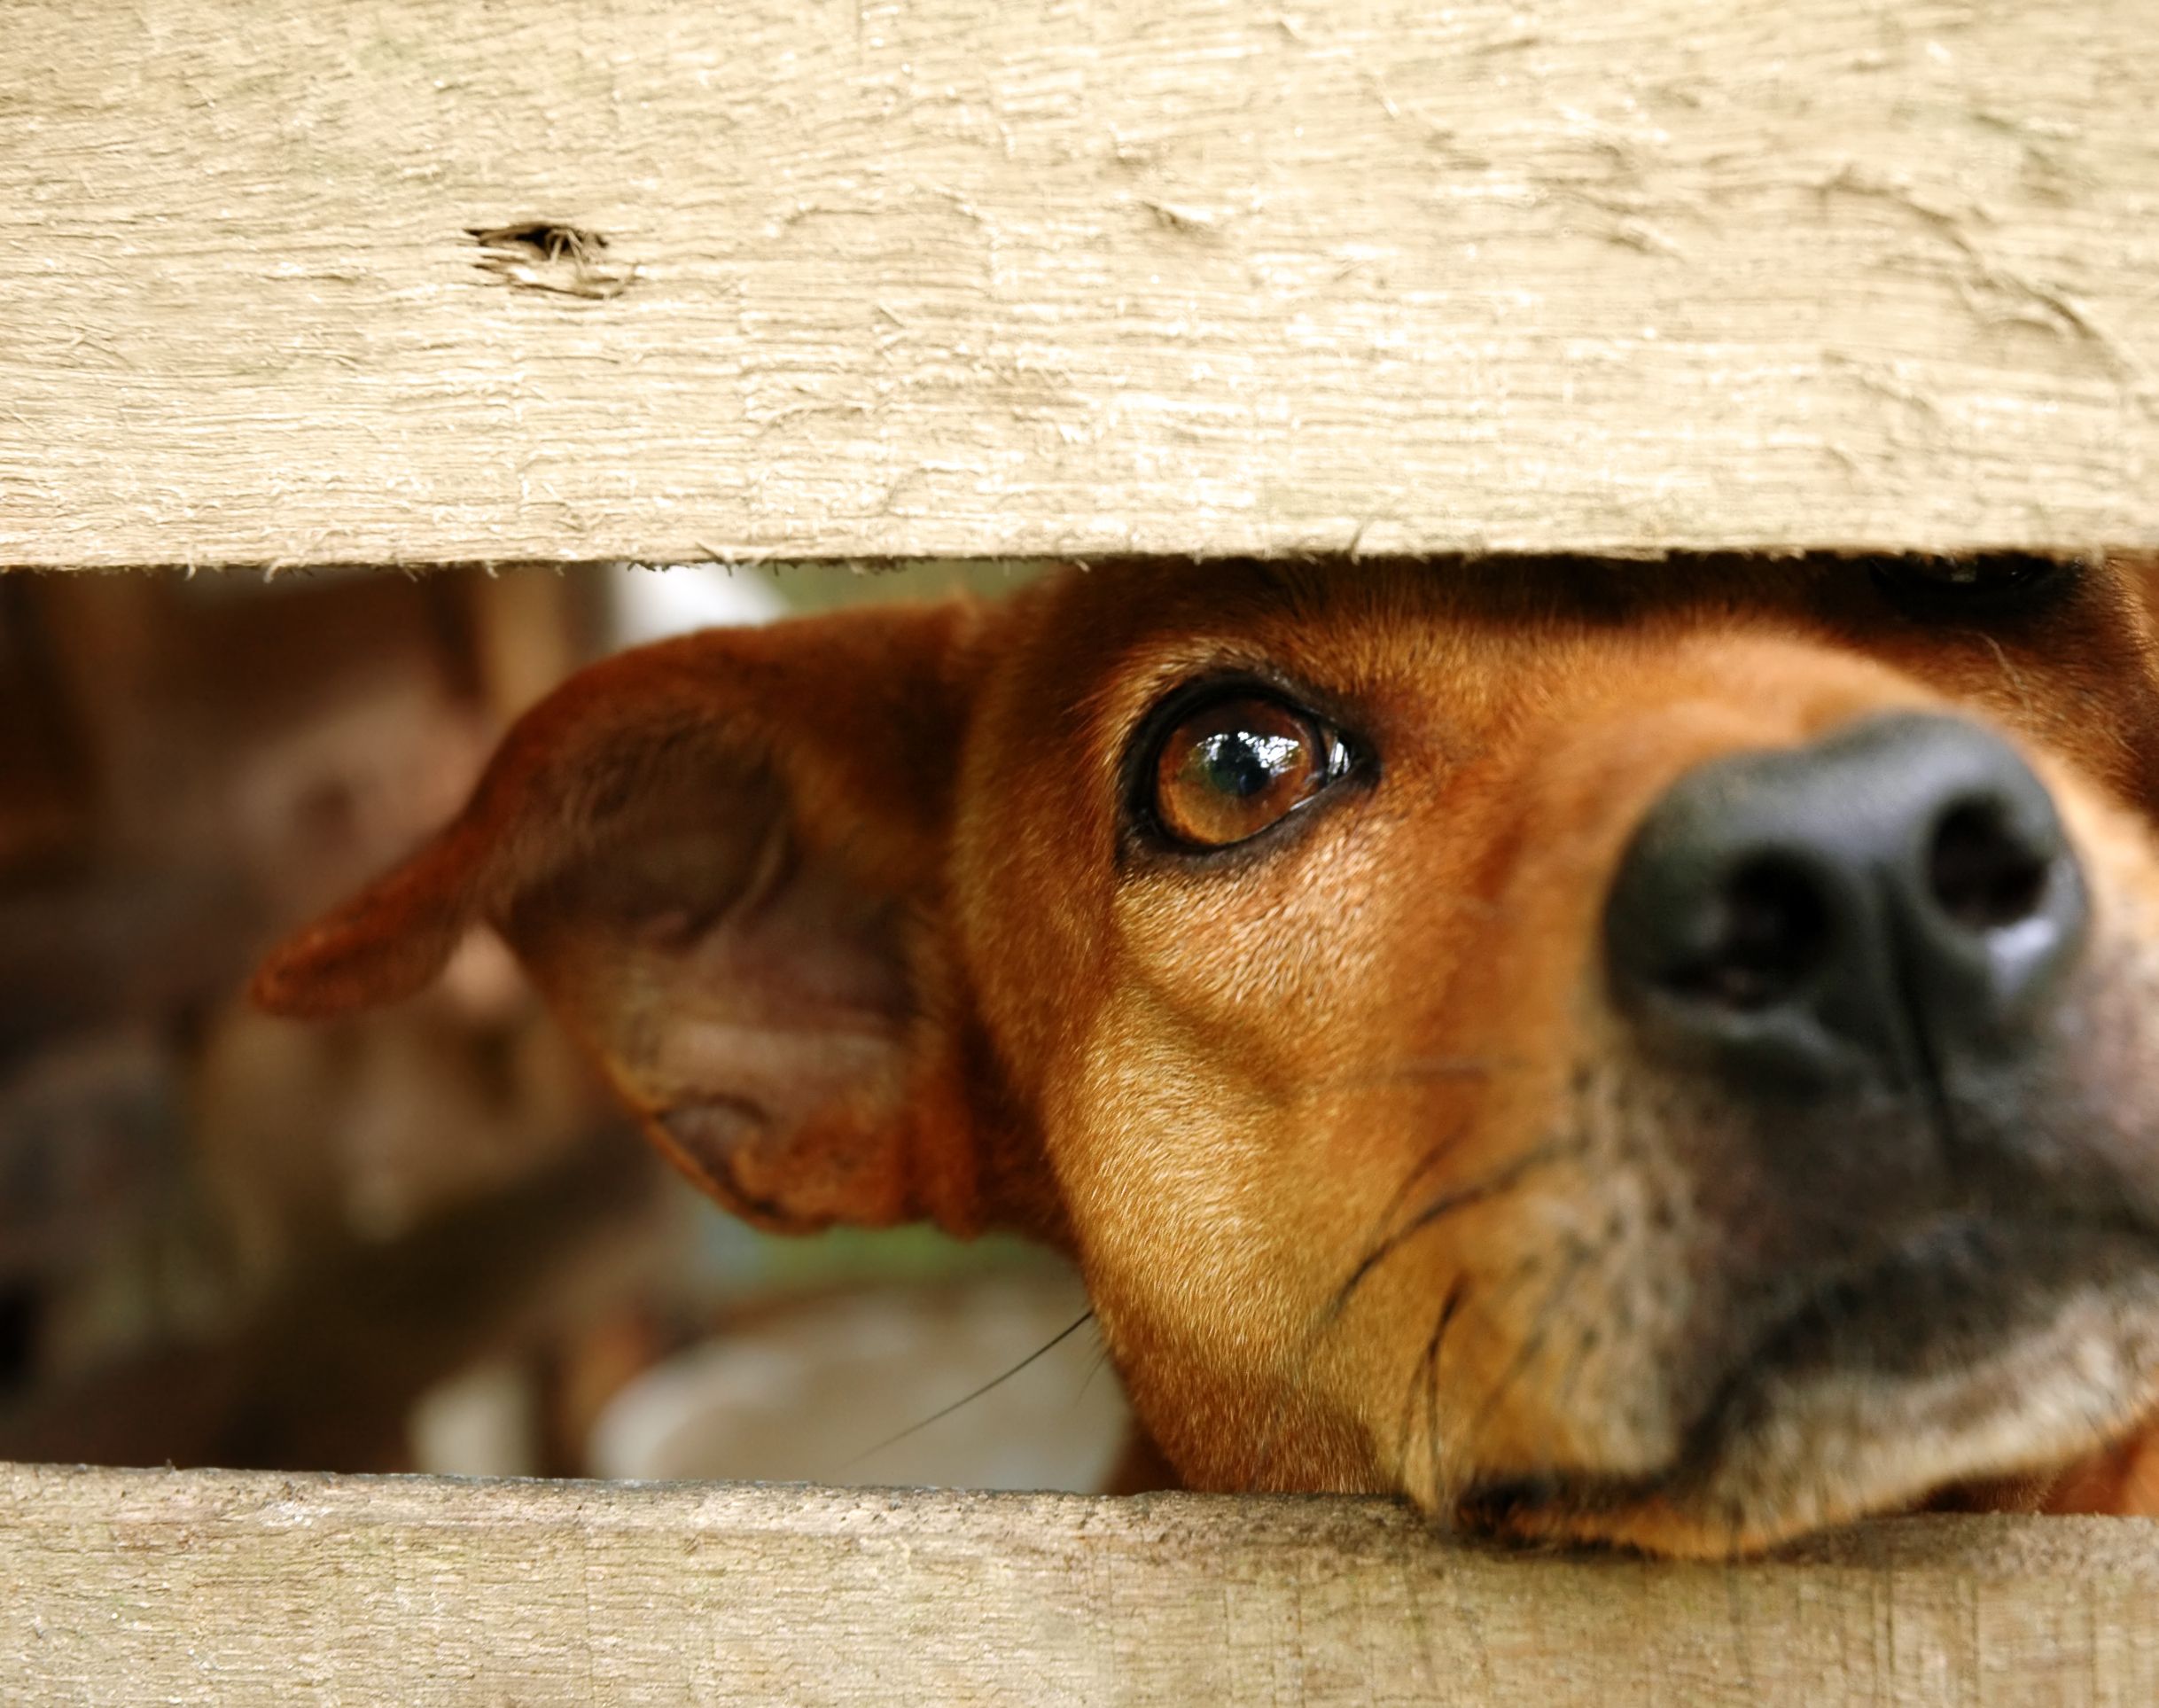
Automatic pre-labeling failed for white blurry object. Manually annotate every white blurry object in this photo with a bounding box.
[610,564,788,648]
[590,1270,1128,1492]
[409,1359,541,1478]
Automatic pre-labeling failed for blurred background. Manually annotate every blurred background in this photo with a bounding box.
[0,561,1131,1491]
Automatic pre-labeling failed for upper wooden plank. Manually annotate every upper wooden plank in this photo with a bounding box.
[2,0,2156,569]
[3,1463,2157,1705]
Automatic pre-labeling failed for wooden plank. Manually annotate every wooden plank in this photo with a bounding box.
[1,1464,2156,1704]
[4,1,2156,570]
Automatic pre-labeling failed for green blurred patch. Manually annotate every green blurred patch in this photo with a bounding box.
[692,1206,1057,1299]
[770,561,1046,613]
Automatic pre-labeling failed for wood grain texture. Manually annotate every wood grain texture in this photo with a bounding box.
[4,0,2156,570]
[1,1463,2156,1704]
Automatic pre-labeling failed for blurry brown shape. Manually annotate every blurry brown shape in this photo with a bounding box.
[0,1032,175,1285]
[0,1132,668,1473]
[0,867,253,1063]
[0,581,90,877]
[36,574,501,926]
[193,948,608,1281]
[0,567,613,1455]
[534,1301,681,1479]
[17,569,597,924]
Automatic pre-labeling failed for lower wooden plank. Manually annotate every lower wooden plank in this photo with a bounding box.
[0,1463,2155,1704]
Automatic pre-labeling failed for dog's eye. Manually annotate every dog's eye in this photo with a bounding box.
[1148,693,1348,850]
[1869,556,2073,615]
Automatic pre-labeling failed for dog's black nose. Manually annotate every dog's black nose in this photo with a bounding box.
[1605,713,2087,1088]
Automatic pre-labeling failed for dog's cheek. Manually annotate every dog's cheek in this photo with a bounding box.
[1037,1013,1368,1491]
[2027,777,2159,1216]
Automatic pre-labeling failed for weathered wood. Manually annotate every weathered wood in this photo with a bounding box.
[4,0,2157,570]
[1,1463,2155,1704]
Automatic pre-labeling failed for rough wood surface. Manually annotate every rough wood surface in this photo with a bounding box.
[4,0,2157,570]
[1,1463,2156,1704]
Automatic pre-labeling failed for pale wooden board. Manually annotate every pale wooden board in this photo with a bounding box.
[1,1464,2157,1704]
[3,0,2157,570]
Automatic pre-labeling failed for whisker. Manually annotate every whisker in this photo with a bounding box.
[1248,1131,1464,1486]
[1462,1239,1597,1457]
[1253,1143,1464,1478]
[844,1310,1095,1468]
[1964,628,2037,722]
[1392,1277,1468,1499]
[1248,1137,1575,1488]
[1370,1120,1470,1249]
[1325,1136,1577,1326]
[1072,1343,1117,1408]
[1425,1283,1461,1520]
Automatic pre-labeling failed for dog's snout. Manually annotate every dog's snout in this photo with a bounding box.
[1605,713,2088,1086]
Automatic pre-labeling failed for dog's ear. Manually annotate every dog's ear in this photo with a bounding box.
[253,601,995,1234]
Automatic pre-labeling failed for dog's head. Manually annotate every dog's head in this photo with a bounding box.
[258,561,2159,1556]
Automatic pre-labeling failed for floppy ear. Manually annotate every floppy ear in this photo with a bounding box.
[253,600,996,1235]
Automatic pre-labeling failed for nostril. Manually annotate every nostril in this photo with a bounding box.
[1664,857,1831,1012]
[1927,799,2051,933]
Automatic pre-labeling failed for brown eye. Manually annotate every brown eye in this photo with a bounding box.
[1149,694,1345,850]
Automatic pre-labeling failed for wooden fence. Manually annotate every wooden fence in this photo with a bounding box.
[4,1463,2159,1704]
[6,0,2159,1701]
[5,0,2157,572]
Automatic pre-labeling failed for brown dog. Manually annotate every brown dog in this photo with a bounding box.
[256,560,2159,1557]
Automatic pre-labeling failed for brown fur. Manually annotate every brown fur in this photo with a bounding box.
[256,561,2159,1557]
